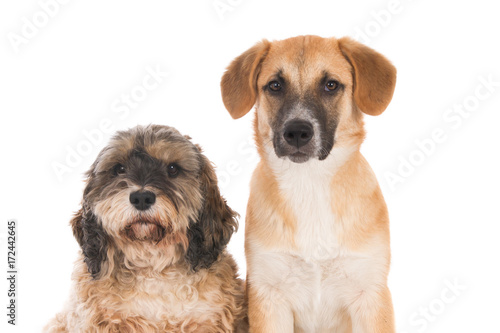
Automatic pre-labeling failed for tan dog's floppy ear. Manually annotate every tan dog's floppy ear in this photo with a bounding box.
[221,40,271,119]
[338,37,397,116]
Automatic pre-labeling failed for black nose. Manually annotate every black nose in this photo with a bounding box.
[283,121,313,148]
[129,191,156,211]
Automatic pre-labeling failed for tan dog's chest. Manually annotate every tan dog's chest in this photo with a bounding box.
[257,254,364,332]
[248,224,381,331]
[274,152,341,259]
[247,149,387,331]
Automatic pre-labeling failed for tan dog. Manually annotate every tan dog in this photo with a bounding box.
[221,36,397,332]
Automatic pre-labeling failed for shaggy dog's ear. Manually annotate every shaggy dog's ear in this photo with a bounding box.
[185,154,238,271]
[71,204,108,279]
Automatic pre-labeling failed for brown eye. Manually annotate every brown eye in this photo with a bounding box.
[113,164,126,175]
[325,80,339,92]
[268,81,282,92]
[167,164,179,177]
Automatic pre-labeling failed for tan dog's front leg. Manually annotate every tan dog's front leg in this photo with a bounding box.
[247,284,294,333]
[348,285,395,333]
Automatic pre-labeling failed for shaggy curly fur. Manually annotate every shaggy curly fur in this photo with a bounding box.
[45,125,247,332]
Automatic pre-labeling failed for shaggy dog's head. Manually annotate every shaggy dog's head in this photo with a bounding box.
[71,125,237,279]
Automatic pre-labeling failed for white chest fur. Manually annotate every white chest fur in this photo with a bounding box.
[267,144,356,259]
[257,145,365,330]
[280,163,339,260]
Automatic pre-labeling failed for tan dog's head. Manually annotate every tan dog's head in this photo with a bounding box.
[221,35,396,163]
[71,125,237,278]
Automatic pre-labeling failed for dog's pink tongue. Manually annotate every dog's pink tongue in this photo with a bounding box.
[131,222,159,239]
[125,221,166,242]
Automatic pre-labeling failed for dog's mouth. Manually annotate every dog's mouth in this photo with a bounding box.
[285,151,309,163]
[123,218,168,242]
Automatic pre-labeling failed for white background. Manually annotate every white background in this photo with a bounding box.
[1,0,499,332]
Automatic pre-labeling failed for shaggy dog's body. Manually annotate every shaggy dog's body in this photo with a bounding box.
[221,36,397,332]
[50,254,242,332]
[45,125,246,333]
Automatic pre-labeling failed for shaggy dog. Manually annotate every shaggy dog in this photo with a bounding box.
[45,125,246,333]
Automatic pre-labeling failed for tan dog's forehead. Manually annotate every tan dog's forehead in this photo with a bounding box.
[258,36,353,89]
